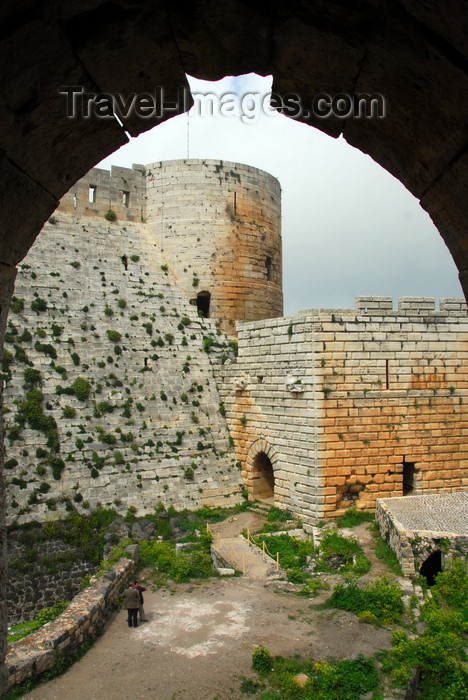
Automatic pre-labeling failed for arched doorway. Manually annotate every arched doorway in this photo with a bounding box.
[419,550,442,587]
[252,452,275,502]
[196,291,211,318]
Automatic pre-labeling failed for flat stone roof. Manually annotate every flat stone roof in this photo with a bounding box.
[378,492,468,535]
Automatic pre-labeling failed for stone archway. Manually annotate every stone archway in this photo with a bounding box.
[245,439,279,503]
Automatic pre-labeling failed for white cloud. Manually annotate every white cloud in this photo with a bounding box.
[98,74,463,315]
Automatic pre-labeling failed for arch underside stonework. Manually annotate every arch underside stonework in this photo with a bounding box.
[1,2,468,692]
[245,439,280,503]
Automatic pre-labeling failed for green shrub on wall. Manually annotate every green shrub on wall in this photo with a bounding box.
[72,377,91,401]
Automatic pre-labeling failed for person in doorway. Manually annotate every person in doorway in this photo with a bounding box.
[122,583,140,628]
[133,580,148,622]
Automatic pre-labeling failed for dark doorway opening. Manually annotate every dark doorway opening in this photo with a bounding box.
[419,550,442,586]
[197,291,211,317]
[402,459,415,495]
[252,452,275,501]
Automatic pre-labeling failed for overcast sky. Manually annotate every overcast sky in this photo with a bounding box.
[98,74,463,317]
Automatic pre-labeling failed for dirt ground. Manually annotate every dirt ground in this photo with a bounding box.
[22,521,394,700]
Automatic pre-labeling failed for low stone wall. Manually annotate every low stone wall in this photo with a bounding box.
[375,500,416,576]
[376,496,468,577]
[6,553,137,689]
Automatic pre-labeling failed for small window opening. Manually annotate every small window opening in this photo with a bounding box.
[196,291,211,318]
[144,357,148,367]
[233,191,237,215]
[73,193,77,209]
[419,550,442,587]
[385,359,390,389]
[89,185,97,203]
[402,459,415,495]
[122,191,130,208]
[265,256,272,280]
[121,254,128,271]
[257,376,264,384]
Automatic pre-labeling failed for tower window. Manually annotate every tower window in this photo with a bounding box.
[265,256,272,280]
[89,185,97,203]
[122,191,130,208]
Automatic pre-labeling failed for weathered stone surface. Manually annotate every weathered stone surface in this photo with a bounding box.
[60,2,191,137]
[0,19,128,199]
[216,297,468,525]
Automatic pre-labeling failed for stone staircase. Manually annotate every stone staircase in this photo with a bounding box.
[209,510,285,581]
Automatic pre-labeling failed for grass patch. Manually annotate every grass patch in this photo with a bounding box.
[335,506,374,528]
[8,599,68,643]
[369,523,403,576]
[248,648,379,699]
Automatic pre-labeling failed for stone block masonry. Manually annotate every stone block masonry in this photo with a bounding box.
[145,160,283,334]
[3,203,243,524]
[216,297,468,529]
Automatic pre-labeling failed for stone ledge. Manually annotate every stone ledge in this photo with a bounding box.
[6,555,136,689]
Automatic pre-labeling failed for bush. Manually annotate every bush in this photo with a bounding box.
[72,377,91,401]
[10,297,24,313]
[62,405,76,418]
[104,209,116,221]
[31,298,47,313]
[34,341,57,360]
[106,329,122,342]
[432,558,468,618]
[24,367,41,386]
[327,575,403,625]
[252,646,272,674]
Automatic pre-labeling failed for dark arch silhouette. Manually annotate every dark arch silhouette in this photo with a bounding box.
[419,550,442,587]
[0,4,467,692]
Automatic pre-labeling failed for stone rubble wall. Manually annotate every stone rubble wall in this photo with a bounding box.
[145,159,283,334]
[6,536,98,625]
[375,499,416,576]
[6,556,135,689]
[3,208,243,525]
[216,298,468,528]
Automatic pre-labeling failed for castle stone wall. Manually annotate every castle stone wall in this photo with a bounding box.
[145,160,283,334]
[3,208,243,524]
[216,298,468,528]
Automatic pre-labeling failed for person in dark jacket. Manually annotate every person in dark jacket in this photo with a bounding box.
[133,580,148,622]
[122,583,140,627]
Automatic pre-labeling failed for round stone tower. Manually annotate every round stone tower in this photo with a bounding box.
[145,159,283,333]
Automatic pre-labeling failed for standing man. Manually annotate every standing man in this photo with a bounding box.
[134,580,148,622]
[122,582,140,628]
